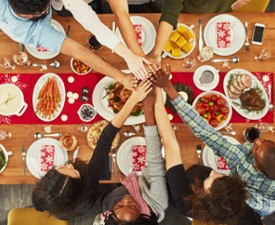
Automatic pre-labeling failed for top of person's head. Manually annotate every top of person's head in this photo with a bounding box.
[8,0,50,15]
[31,159,97,220]
[191,174,247,224]
[254,139,275,180]
[104,212,158,225]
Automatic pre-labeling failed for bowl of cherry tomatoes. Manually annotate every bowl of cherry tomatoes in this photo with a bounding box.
[192,91,232,130]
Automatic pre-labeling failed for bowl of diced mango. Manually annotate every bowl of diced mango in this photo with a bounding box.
[162,23,196,59]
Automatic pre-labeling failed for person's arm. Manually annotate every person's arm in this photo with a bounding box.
[88,80,152,188]
[231,0,251,9]
[62,0,154,80]
[60,37,138,90]
[149,0,183,60]
[108,0,145,57]
[152,68,246,169]
[154,87,192,215]
[138,88,168,221]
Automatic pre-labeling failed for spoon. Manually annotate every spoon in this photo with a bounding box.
[220,131,236,135]
[32,60,60,69]
[34,132,62,139]
[211,57,240,63]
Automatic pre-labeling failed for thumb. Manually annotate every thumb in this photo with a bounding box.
[142,57,152,65]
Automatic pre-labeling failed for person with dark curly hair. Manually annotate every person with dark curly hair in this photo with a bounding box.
[153,86,263,225]
[1,0,152,90]
[32,80,153,220]
[93,87,168,225]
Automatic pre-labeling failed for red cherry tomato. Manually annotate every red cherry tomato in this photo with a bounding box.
[197,106,206,116]
[209,119,219,127]
[217,98,226,106]
[221,106,229,115]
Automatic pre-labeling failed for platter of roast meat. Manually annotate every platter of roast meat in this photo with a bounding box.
[223,69,269,120]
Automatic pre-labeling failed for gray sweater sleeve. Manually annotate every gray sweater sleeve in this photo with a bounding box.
[138,125,168,222]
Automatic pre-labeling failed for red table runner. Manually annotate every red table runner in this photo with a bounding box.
[0,72,273,124]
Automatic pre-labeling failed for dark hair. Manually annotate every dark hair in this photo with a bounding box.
[189,175,247,225]
[8,0,49,14]
[104,212,159,225]
[32,159,98,220]
[259,145,275,179]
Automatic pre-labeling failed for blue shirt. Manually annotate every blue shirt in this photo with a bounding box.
[0,0,65,52]
[172,95,275,217]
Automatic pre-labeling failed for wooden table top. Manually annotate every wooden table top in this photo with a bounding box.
[0,13,274,184]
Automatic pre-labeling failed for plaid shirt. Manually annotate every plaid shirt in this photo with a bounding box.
[172,95,275,216]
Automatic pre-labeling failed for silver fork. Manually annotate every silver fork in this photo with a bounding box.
[196,144,202,165]
[244,22,250,51]
[111,148,117,176]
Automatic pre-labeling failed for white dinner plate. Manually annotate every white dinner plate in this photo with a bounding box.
[117,137,146,176]
[32,73,66,122]
[204,14,245,56]
[162,23,196,59]
[202,135,240,175]
[223,68,269,120]
[25,19,65,59]
[26,138,68,179]
[92,76,166,125]
[115,16,156,55]
[193,65,219,91]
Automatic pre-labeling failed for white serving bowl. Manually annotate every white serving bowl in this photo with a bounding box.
[192,91,232,130]
[70,58,92,75]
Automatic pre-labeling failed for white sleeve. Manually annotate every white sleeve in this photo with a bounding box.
[62,0,120,50]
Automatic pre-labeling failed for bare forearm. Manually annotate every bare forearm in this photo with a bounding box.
[154,94,182,169]
[151,21,173,59]
[61,37,125,83]
[143,107,156,126]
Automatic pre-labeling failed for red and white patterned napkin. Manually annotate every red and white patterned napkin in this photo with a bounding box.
[40,145,55,171]
[37,45,49,52]
[216,156,229,170]
[216,22,231,48]
[134,24,143,46]
[132,145,146,172]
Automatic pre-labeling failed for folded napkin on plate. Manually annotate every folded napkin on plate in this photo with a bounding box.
[216,156,229,170]
[134,24,143,46]
[132,145,146,172]
[40,145,55,171]
[216,22,231,48]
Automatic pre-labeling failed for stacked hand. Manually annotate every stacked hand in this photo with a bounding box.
[129,80,153,103]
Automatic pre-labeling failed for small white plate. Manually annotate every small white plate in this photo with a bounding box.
[0,144,13,174]
[117,137,146,176]
[115,16,156,55]
[25,19,65,59]
[26,138,68,179]
[202,136,240,175]
[32,73,66,122]
[204,14,245,56]
[193,65,219,91]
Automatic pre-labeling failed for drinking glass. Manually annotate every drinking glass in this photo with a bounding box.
[0,130,12,140]
[197,46,213,62]
[182,56,195,69]
[243,127,261,143]
[255,49,271,61]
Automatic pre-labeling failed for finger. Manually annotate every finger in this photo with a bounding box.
[165,64,171,76]
[133,69,144,80]
[142,58,152,65]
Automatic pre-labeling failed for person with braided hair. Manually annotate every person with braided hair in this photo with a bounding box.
[32,80,153,220]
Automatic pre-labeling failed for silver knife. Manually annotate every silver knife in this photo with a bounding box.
[21,146,26,176]
[198,19,203,51]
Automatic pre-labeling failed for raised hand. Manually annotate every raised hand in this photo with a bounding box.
[151,64,171,89]
[121,74,138,91]
[130,80,153,103]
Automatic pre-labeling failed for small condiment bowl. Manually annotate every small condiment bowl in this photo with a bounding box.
[59,133,78,151]
[70,58,92,75]
[77,104,97,122]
